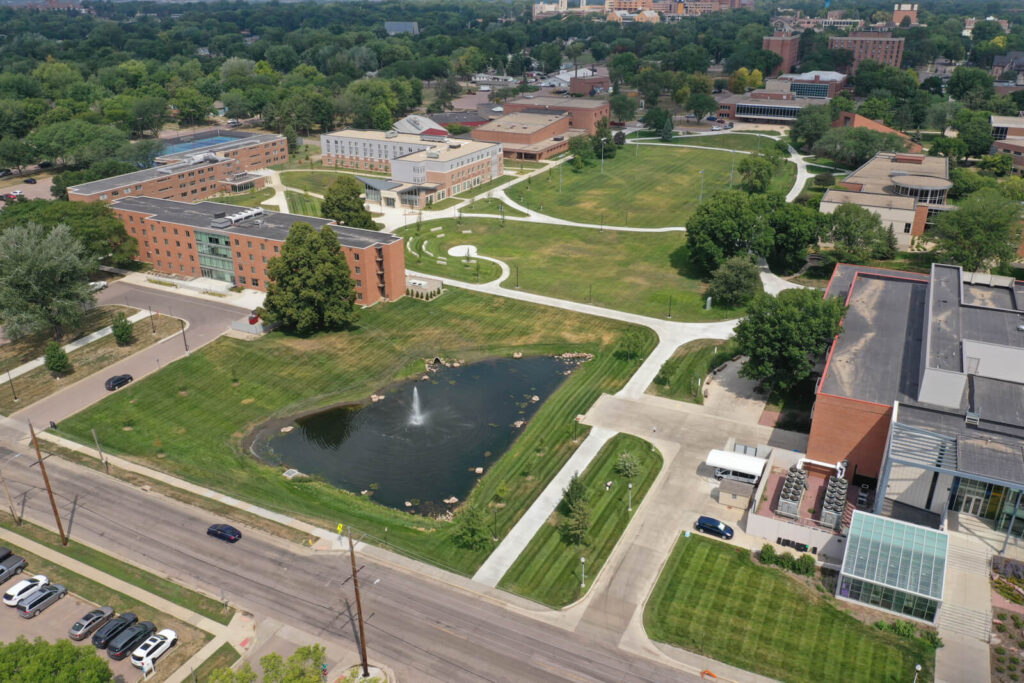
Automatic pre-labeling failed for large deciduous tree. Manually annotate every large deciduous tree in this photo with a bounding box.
[0,200,138,266]
[686,92,718,122]
[931,189,1023,272]
[811,127,907,168]
[685,190,777,274]
[0,636,111,682]
[828,203,895,263]
[706,255,763,308]
[609,93,637,123]
[735,289,846,393]
[261,223,359,335]
[737,155,774,193]
[0,223,96,340]
[320,176,379,230]
[789,105,831,152]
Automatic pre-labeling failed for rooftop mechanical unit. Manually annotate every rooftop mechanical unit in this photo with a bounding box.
[775,465,807,519]
[819,475,848,530]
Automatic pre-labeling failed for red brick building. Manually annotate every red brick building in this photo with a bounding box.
[762,31,801,76]
[110,196,404,305]
[570,75,612,96]
[471,112,578,160]
[828,32,905,71]
[502,96,610,134]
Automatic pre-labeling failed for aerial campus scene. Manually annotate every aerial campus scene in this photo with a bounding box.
[0,0,1022,681]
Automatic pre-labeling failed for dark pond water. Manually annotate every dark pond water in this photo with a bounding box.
[255,357,573,515]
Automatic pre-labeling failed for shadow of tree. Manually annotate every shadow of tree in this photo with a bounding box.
[668,243,706,281]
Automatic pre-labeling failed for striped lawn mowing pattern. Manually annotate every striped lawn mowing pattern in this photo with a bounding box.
[285,191,322,217]
[55,289,654,576]
[498,434,662,607]
[645,535,936,683]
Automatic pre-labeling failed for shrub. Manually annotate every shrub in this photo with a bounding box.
[614,453,640,479]
[44,342,71,375]
[759,543,777,565]
[794,553,816,576]
[998,623,1009,633]
[891,620,916,638]
[813,172,835,187]
[996,646,1007,656]
[1013,614,1023,629]
[452,504,491,550]
[112,312,134,346]
[776,552,796,572]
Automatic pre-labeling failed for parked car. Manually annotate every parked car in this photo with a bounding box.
[89,281,108,292]
[711,126,722,131]
[17,583,66,618]
[3,575,48,606]
[104,374,133,391]
[23,177,37,184]
[0,169,10,177]
[0,555,27,584]
[695,515,734,540]
[92,612,138,648]
[714,468,759,485]
[38,161,52,168]
[107,621,156,660]
[130,628,177,669]
[207,523,241,543]
[69,607,114,640]
[706,116,717,122]
[0,547,10,562]
[9,190,22,197]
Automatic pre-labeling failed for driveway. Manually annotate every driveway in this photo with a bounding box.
[10,282,245,429]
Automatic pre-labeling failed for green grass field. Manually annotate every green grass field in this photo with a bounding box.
[280,171,341,195]
[425,197,460,211]
[648,339,737,403]
[634,133,784,154]
[285,191,322,217]
[54,290,654,576]
[505,146,796,227]
[397,217,741,321]
[645,535,936,683]
[210,187,277,209]
[458,174,515,199]
[498,434,661,607]
[463,197,529,217]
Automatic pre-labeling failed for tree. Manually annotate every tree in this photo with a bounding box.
[978,153,1013,177]
[1001,175,1024,202]
[686,92,718,122]
[614,453,639,479]
[952,110,994,158]
[561,471,589,514]
[789,105,831,151]
[559,471,591,545]
[433,74,461,112]
[946,66,994,103]
[706,256,763,308]
[453,504,491,549]
[118,139,166,169]
[949,167,997,200]
[0,223,95,340]
[0,636,111,682]
[112,312,133,346]
[609,93,636,123]
[769,203,825,273]
[210,645,325,683]
[931,189,1023,272]
[829,204,893,263]
[50,159,135,201]
[320,176,378,230]
[261,223,359,336]
[734,289,846,393]
[568,135,595,169]
[566,41,585,77]
[173,86,213,126]
[737,155,774,193]
[685,190,776,274]
[0,137,36,176]
[660,116,674,142]
[44,341,71,375]
[641,107,670,132]
[811,127,906,168]
[928,136,968,165]
[0,200,138,267]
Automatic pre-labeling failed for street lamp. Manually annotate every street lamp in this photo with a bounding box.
[913,664,922,683]
[699,169,705,203]
[628,482,633,513]
[600,138,607,174]
[580,556,586,588]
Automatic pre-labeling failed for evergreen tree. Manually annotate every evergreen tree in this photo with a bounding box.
[660,116,674,142]
[111,312,134,346]
[44,342,71,375]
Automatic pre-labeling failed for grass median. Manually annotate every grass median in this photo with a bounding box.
[462,197,529,217]
[210,188,276,209]
[0,305,136,375]
[648,339,737,403]
[54,289,654,576]
[645,534,936,683]
[398,217,740,321]
[191,641,240,681]
[499,434,662,607]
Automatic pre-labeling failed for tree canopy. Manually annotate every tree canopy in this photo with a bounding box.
[931,188,1023,272]
[0,636,111,683]
[706,255,763,308]
[320,175,379,230]
[0,199,137,266]
[209,644,326,683]
[828,203,896,264]
[811,127,907,168]
[261,222,359,335]
[789,105,832,152]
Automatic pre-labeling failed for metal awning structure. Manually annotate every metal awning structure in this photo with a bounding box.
[705,449,767,477]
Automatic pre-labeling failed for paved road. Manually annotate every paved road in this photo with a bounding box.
[0,446,700,683]
[10,283,246,429]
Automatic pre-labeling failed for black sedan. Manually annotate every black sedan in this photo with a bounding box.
[104,374,133,391]
[207,524,242,543]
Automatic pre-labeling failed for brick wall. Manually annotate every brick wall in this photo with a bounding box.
[806,393,891,478]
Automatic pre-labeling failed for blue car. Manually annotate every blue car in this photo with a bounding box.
[695,516,734,540]
[207,524,242,543]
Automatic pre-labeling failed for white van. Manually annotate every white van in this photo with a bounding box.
[714,468,759,485]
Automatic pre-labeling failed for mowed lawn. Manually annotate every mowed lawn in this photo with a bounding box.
[280,170,368,195]
[507,146,797,227]
[398,217,741,321]
[463,197,528,217]
[285,191,322,217]
[634,132,782,154]
[645,535,936,683]
[647,338,737,404]
[55,289,654,576]
[499,434,661,607]
[210,187,276,209]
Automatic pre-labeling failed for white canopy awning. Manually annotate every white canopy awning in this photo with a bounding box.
[706,449,767,477]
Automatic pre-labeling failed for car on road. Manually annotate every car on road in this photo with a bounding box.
[69,606,114,640]
[0,554,27,584]
[711,126,722,131]
[107,621,155,660]
[24,177,37,184]
[17,583,66,618]
[92,611,138,648]
[207,523,241,543]
[0,169,10,177]
[695,515,734,540]
[130,628,177,669]
[3,575,48,606]
[9,190,22,197]
[38,161,52,168]
[89,281,108,292]
[104,374,133,391]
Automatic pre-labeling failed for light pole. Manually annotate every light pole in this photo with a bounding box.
[628,482,633,513]
[600,138,607,174]
[6,370,16,403]
[730,150,734,186]
[580,556,586,588]
[913,664,922,683]
[699,169,705,203]
[179,319,189,355]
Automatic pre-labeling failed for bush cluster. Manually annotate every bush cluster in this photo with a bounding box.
[758,543,816,576]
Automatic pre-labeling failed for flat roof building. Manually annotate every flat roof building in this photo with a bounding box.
[992,115,1024,178]
[717,80,829,123]
[777,71,847,98]
[471,112,583,160]
[110,196,404,304]
[828,31,905,71]
[502,96,610,134]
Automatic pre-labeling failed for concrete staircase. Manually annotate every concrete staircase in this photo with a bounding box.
[938,540,993,643]
[938,602,992,642]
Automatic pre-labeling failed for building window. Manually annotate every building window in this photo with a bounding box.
[251,279,259,287]
[904,223,912,233]
[239,276,246,285]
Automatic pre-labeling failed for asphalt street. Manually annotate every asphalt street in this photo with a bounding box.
[0,446,698,682]
[11,283,246,429]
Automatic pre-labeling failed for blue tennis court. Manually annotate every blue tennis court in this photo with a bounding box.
[162,135,239,156]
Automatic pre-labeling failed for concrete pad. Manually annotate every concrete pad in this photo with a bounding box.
[936,632,990,683]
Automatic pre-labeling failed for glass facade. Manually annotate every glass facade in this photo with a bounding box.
[838,576,939,621]
[789,82,830,98]
[735,103,802,121]
[951,478,1024,538]
[196,230,235,284]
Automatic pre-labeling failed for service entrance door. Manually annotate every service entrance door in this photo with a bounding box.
[962,494,985,516]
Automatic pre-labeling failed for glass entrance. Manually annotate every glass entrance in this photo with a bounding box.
[962,495,984,516]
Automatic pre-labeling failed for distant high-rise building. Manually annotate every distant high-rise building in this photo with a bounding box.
[892,3,918,26]
[829,32,905,71]
[762,30,801,76]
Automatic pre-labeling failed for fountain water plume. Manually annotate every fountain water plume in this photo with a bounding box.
[409,386,425,426]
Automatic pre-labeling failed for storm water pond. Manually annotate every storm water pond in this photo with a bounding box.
[254,356,574,515]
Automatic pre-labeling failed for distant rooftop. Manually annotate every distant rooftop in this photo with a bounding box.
[779,70,846,82]
[110,196,397,249]
[156,129,284,162]
[396,139,498,162]
[841,152,948,195]
[991,115,1024,128]
[507,95,608,110]
[475,112,567,134]
[820,190,917,211]
[69,155,226,196]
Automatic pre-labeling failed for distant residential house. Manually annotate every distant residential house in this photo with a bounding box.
[212,100,228,117]
[392,114,448,137]
[384,21,419,36]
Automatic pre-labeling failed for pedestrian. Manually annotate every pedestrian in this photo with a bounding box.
[652,425,657,433]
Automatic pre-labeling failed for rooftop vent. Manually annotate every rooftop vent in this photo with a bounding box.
[965,411,981,427]
[426,150,440,159]
[213,211,226,219]
[210,218,231,229]
[385,130,398,138]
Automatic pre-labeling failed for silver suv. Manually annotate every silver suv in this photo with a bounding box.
[0,555,26,585]
[17,583,66,618]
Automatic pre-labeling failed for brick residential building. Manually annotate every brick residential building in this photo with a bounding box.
[992,115,1024,176]
[891,3,918,26]
[762,30,801,76]
[570,74,612,96]
[472,112,582,160]
[502,96,610,134]
[109,196,404,304]
[828,31,905,71]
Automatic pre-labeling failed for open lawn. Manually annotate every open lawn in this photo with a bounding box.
[0,305,136,375]
[458,174,516,199]
[635,133,785,154]
[424,197,460,211]
[648,339,737,403]
[280,170,342,195]
[505,146,796,227]
[285,191,322,217]
[463,197,528,217]
[397,217,741,321]
[268,143,323,171]
[645,535,937,683]
[498,434,661,607]
[54,290,654,576]
[192,642,240,681]
[0,314,182,415]
[210,187,276,209]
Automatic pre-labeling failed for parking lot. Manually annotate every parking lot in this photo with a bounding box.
[0,590,141,680]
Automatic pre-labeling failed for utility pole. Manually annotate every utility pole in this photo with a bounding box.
[347,529,370,678]
[92,428,108,474]
[6,370,16,403]
[149,305,156,333]
[179,319,189,355]
[29,422,67,545]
